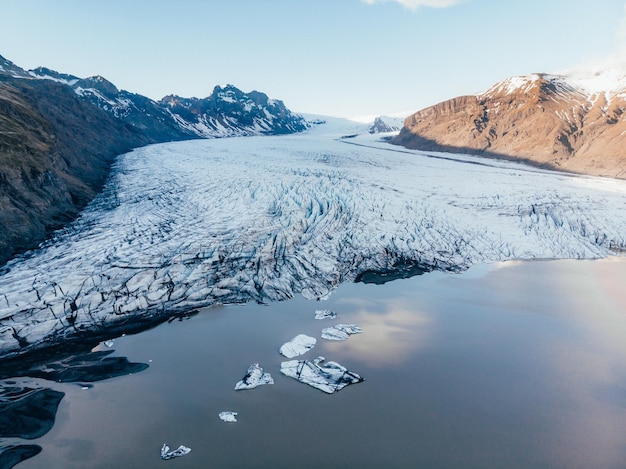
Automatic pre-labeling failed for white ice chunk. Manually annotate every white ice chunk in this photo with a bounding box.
[234,363,274,390]
[280,356,364,394]
[321,324,362,341]
[160,444,191,460]
[314,310,337,320]
[279,334,316,358]
[219,411,238,423]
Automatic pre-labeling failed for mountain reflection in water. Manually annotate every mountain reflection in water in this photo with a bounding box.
[0,348,148,468]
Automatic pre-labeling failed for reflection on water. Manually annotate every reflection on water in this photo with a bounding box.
[0,349,148,467]
[15,350,149,384]
[0,385,64,439]
[0,444,41,469]
[6,258,626,468]
[324,296,431,367]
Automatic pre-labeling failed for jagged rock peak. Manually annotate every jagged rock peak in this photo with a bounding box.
[74,75,120,95]
[369,116,403,134]
[0,54,28,77]
[28,67,79,85]
[212,83,246,98]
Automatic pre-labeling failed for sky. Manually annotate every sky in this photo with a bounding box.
[1,0,626,118]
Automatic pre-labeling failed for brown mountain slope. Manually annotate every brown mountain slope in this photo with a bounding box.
[0,76,150,264]
[392,73,626,178]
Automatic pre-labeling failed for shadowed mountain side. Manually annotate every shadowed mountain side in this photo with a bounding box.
[0,53,308,266]
[0,76,157,265]
[391,130,569,173]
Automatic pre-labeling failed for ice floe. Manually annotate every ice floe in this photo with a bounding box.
[280,356,364,394]
[234,363,274,390]
[314,310,337,320]
[160,444,191,460]
[321,324,363,341]
[218,411,238,423]
[279,334,316,358]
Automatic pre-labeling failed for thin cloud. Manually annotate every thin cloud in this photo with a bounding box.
[362,0,462,10]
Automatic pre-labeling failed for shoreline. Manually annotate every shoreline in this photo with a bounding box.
[7,257,626,468]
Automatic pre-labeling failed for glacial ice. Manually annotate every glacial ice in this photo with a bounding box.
[314,310,337,320]
[280,356,364,393]
[218,411,238,423]
[321,324,363,341]
[279,334,316,358]
[234,363,274,390]
[2,128,626,357]
[160,444,191,460]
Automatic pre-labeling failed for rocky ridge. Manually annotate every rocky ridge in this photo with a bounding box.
[392,68,626,178]
[0,54,308,264]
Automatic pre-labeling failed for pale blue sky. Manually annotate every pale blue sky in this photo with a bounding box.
[1,0,625,117]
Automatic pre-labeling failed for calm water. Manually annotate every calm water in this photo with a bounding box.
[6,258,626,468]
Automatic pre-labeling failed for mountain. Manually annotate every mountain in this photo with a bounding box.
[160,86,307,137]
[0,54,308,264]
[368,116,403,134]
[392,66,626,178]
[0,74,154,265]
[26,64,308,140]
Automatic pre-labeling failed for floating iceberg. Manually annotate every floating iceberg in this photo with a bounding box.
[218,411,238,423]
[321,324,362,341]
[314,310,337,320]
[280,356,364,394]
[279,334,316,358]
[234,363,274,390]
[160,444,191,460]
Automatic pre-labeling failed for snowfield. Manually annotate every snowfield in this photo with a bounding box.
[1,124,626,357]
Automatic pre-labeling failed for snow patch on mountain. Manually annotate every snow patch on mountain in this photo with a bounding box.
[480,63,626,106]
[0,54,308,140]
[564,63,626,101]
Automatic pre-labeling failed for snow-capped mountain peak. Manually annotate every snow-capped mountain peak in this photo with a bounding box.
[28,66,80,86]
[394,63,626,178]
[480,73,581,100]
[0,54,29,78]
[563,62,626,99]
[0,53,308,141]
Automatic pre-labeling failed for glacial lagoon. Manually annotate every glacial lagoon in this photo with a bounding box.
[5,257,626,468]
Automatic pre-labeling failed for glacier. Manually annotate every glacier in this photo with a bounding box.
[1,125,626,357]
